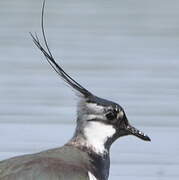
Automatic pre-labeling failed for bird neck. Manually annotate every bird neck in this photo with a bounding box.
[70,121,116,155]
[66,121,115,180]
[67,138,110,180]
[89,151,110,180]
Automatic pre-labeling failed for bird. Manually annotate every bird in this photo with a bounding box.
[0,1,151,180]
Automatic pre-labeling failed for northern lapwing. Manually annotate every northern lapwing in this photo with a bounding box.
[0,1,151,180]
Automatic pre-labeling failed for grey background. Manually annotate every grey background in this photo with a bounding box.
[0,0,179,179]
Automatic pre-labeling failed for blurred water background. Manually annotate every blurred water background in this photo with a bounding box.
[0,0,179,179]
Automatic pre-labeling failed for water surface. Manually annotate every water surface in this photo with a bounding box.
[0,0,179,179]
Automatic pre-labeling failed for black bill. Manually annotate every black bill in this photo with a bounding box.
[126,124,151,141]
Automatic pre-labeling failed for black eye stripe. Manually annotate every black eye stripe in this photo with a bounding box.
[105,110,117,120]
[106,113,115,120]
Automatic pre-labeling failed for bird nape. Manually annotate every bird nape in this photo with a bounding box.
[0,1,151,180]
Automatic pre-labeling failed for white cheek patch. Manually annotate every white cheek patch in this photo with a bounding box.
[84,121,116,154]
[88,171,97,180]
[83,114,106,121]
[86,103,104,113]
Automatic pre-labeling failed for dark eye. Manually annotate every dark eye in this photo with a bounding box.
[106,110,117,120]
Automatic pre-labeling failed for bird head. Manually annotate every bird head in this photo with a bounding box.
[30,1,150,155]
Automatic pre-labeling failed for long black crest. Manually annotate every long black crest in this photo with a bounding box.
[30,0,92,97]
